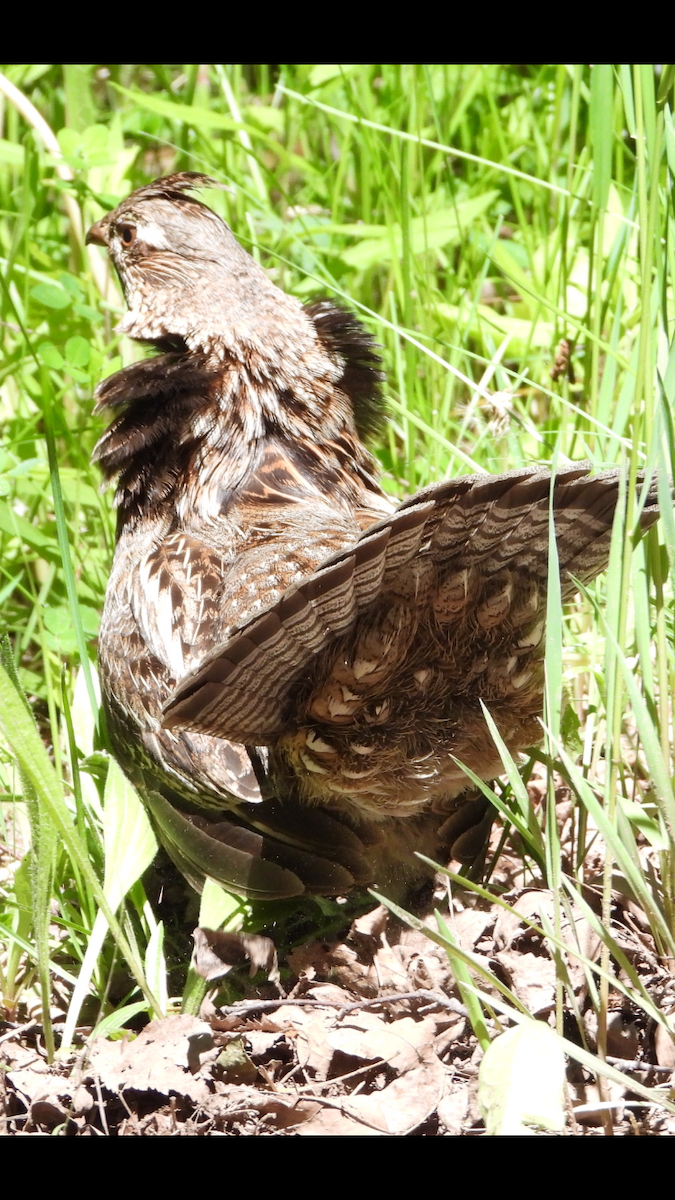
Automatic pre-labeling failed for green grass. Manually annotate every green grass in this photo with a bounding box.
[0,65,673,1101]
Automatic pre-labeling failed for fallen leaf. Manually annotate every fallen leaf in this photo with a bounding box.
[192,927,279,985]
[654,1022,675,1070]
[298,1050,445,1136]
[328,1015,436,1074]
[350,904,389,940]
[298,1105,384,1136]
[87,1015,217,1104]
[437,1085,470,1135]
[296,1013,339,1080]
[494,949,556,1015]
[343,1049,445,1134]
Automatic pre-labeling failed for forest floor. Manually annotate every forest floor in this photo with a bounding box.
[3,770,675,1136]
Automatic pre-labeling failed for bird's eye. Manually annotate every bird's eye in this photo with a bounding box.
[118,224,137,247]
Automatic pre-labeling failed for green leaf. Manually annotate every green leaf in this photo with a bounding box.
[58,272,85,299]
[0,138,24,165]
[0,499,57,556]
[4,852,34,1005]
[65,335,91,368]
[63,67,97,133]
[110,84,239,132]
[43,604,99,653]
[436,302,555,352]
[618,65,636,138]
[560,700,582,755]
[0,662,161,1046]
[199,877,245,931]
[57,124,114,168]
[618,797,669,850]
[341,194,498,268]
[435,910,490,1050]
[308,64,359,88]
[30,282,71,310]
[102,758,158,909]
[244,105,284,132]
[61,759,160,1046]
[38,341,65,369]
[663,103,675,179]
[144,921,168,1019]
[91,1002,149,1040]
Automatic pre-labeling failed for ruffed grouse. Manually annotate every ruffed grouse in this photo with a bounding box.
[86,173,659,901]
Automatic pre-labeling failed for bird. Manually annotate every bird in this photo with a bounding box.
[86,172,660,902]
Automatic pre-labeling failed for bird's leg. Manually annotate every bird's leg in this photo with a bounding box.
[437,792,496,880]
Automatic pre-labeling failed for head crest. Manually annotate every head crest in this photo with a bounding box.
[119,172,228,206]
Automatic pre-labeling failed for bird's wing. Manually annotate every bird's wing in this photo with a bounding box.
[162,464,660,744]
[129,531,234,682]
[114,439,380,815]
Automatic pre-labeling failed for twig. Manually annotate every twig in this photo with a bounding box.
[216,989,465,1022]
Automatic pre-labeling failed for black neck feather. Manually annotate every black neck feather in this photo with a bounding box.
[93,302,385,523]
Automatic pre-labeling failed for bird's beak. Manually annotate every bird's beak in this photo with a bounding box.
[86,220,108,247]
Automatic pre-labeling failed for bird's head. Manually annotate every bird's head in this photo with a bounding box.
[86,173,309,363]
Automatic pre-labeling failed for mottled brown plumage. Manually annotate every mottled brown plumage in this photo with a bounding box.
[87,173,660,900]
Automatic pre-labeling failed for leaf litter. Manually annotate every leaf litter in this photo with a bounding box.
[2,777,675,1136]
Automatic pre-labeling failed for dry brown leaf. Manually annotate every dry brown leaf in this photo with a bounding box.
[493,889,602,1000]
[493,889,550,949]
[306,983,354,1006]
[342,1048,445,1134]
[298,1105,386,1136]
[654,1022,675,1069]
[396,927,454,992]
[433,1019,468,1056]
[295,1013,339,1080]
[208,1084,320,1129]
[266,1004,321,1032]
[244,1030,288,1059]
[298,1048,445,1136]
[369,940,413,992]
[350,904,389,940]
[86,1015,216,1103]
[192,927,279,985]
[288,941,374,994]
[437,1084,470,1135]
[494,949,556,1015]
[6,1062,85,1126]
[328,1015,436,1074]
[446,908,496,952]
